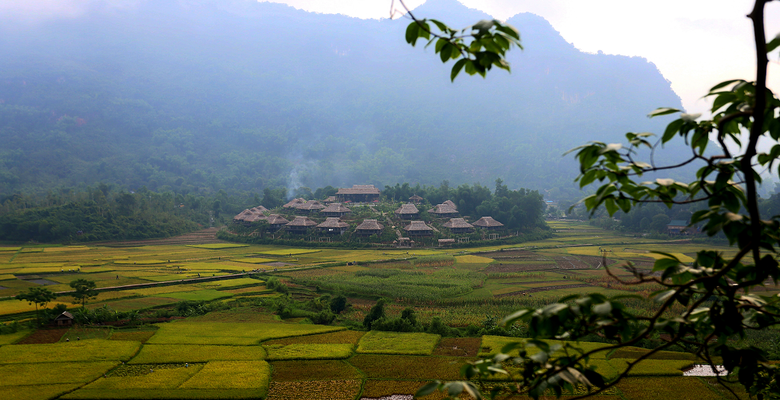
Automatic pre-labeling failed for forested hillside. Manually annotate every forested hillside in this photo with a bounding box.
[0,0,683,201]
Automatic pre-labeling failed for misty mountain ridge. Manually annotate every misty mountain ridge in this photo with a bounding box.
[0,0,683,200]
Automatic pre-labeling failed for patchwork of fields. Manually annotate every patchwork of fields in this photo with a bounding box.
[0,220,767,399]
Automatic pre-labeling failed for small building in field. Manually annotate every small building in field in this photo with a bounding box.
[442,218,474,234]
[404,220,434,236]
[429,203,459,218]
[355,219,384,236]
[317,217,349,235]
[473,216,504,230]
[336,185,381,203]
[53,311,74,326]
[296,200,326,214]
[667,220,691,235]
[395,203,420,220]
[321,203,352,218]
[282,198,307,209]
[286,216,318,233]
[409,195,423,204]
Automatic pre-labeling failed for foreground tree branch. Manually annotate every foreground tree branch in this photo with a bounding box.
[404,0,780,399]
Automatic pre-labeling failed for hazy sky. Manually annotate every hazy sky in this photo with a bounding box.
[1,0,777,115]
[258,0,780,116]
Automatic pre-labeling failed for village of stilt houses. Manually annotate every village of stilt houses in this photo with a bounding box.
[223,185,544,248]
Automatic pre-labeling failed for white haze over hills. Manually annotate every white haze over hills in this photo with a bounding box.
[0,0,776,195]
[257,0,780,118]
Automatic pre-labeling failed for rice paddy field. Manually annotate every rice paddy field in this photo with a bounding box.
[0,220,770,399]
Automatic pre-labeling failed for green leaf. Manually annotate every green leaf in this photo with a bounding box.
[709,79,743,92]
[450,58,467,82]
[415,381,440,398]
[405,22,419,45]
[648,107,680,118]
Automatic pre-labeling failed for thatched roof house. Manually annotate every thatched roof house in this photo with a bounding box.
[265,214,290,230]
[442,218,474,233]
[429,203,459,217]
[355,219,384,236]
[323,196,337,203]
[438,239,456,247]
[317,217,349,234]
[321,203,352,217]
[296,200,326,214]
[404,220,433,236]
[233,206,269,223]
[336,185,381,203]
[409,194,423,204]
[473,216,504,229]
[395,203,420,220]
[286,216,318,233]
[443,200,457,210]
[283,198,306,208]
[53,311,74,326]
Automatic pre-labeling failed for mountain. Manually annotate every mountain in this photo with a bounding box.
[0,0,683,200]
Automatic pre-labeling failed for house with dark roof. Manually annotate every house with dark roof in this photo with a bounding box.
[429,203,459,218]
[336,185,381,203]
[296,200,326,214]
[233,206,269,224]
[404,221,433,236]
[317,217,349,235]
[395,203,420,220]
[355,219,384,236]
[282,198,306,208]
[265,214,290,230]
[53,311,74,326]
[286,216,317,233]
[442,218,474,234]
[321,203,352,218]
[473,216,504,230]
[667,220,692,235]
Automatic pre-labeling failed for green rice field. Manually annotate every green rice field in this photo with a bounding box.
[0,220,769,399]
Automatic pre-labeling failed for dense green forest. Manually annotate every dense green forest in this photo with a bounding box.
[0,179,548,243]
[0,0,690,203]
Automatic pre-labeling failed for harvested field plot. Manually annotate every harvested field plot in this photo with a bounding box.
[264,343,353,360]
[129,344,267,363]
[357,331,440,355]
[232,257,276,264]
[110,330,157,343]
[186,244,249,249]
[271,360,360,381]
[0,384,82,400]
[433,337,482,357]
[264,330,364,346]
[349,354,466,380]
[15,328,68,344]
[0,361,119,386]
[179,360,270,391]
[0,339,141,363]
[258,249,321,256]
[362,380,449,400]
[265,379,361,400]
[616,377,723,399]
[147,322,344,345]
